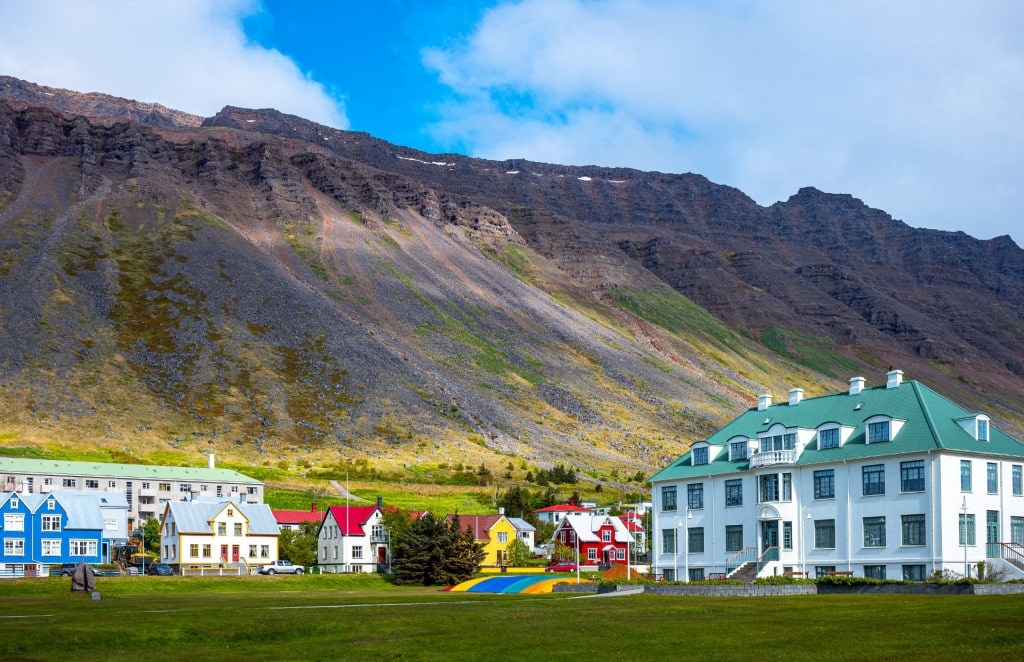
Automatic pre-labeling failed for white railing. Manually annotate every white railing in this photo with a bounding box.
[748,449,797,468]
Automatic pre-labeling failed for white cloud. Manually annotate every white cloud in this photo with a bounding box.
[0,0,347,128]
[424,0,1024,244]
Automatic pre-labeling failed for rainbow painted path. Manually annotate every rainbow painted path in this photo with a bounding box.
[447,574,590,594]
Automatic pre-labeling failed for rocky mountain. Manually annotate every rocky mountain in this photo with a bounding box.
[0,75,1021,479]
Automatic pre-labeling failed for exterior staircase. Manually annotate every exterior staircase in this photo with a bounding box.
[728,561,758,583]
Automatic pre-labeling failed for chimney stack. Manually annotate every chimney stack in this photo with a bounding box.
[208,453,215,469]
[788,388,804,406]
[758,393,772,411]
[886,369,904,389]
[849,376,865,396]
[311,502,317,512]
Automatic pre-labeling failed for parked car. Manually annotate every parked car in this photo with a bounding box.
[146,563,174,576]
[258,560,304,575]
[544,561,579,573]
[52,562,120,577]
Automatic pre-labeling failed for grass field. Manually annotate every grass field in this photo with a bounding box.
[2,574,1024,660]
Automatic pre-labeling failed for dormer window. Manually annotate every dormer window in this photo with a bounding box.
[759,433,795,452]
[955,414,990,441]
[693,446,709,466]
[10,497,19,509]
[978,419,989,441]
[867,420,890,443]
[730,440,748,461]
[819,428,840,450]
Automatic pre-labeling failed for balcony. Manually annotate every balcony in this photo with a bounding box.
[748,449,797,468]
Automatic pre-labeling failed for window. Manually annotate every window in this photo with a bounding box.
[688,568,705,582]
[3,513,24,531]
[815,566,836,578]
[9,497,17,509]
[108,480,116,488]
[864,565,886,580]
[725,525,743,552]
[863,516,886,547]
[687,483,704,509]
[688,527,704,554]
[180,484,192,493]
[41,515,61,531]
[247,486,258,495]
[587,548,597,561]
[782,473,792,501]
[725,479,743,506]
[867,420,891,443]
[227,509,234,517]
[234,523,243,536]
[217,522,227,535]
[4,538,25,556]
[158,483,171,492]
[664,569,676,581]
[62,478,76,488]
[661,486,677,512]
[987,510,1000,545]
[692,446,709,465]
[261,545,270,558]
[814,470,835,499]
[988,463,998,494]
[862,464,885,496]
[85,479,99,489]
[617,548,626,561]
[498,531,509,543]
[141,482,150,490]
[41,539,60,556]
[46,499,55,510]
[601,530,610,542]
[203,544,212,558]
[782,521,793,550]
[216,486,223,497]
[759,474,778,502]
[902,564,926,581]
[662,529,676,554]
[730,440,748,461]
[959,513,976,546]
[70,540,98,556]
[1013,466,1023,496]
[814,520,836,549]
[819,428,839,449]
[901,514,926,546]
[978,419,989,441]
[190,544,199,558]
[961,460,972,491]
[900,460,925,492]
[352,546,364,559]
[248,545,257,558]
[1011,517,1024,545]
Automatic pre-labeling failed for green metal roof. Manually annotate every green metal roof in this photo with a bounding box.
[650,380,1024,483]
[0,457,261,483]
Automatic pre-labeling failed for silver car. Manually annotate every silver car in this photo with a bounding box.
[258,560,304,575]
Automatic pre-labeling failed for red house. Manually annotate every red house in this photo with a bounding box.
[551,514,634,566]
[271,502,325,531]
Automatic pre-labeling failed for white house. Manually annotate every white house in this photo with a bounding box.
[316,504,388,573]
[159,498,279,572]
[650,370,1024,582]
[534,503,592,525]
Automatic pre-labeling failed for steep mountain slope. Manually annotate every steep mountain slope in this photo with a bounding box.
[0,76,1022,479]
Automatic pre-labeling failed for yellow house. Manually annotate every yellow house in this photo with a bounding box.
[447,513,534,566]
[160,499,279,572]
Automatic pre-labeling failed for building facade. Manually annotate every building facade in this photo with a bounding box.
[551,513,634,566]
[159,498,279,572]
[316,505,388,573]
[650,370,1024,581]
[0,455,263,533]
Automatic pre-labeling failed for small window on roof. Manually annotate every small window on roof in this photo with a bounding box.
[978,418,989,441]
[693,446,709,466]
[819,428,840,449]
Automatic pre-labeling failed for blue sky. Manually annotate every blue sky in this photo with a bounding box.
[0,1,1021,246]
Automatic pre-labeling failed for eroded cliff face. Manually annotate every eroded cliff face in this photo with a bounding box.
[0,76,1022,474]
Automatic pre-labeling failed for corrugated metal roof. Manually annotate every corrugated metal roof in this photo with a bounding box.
[0,457,261,483]
[651,379,1024,483]
[166,499,278,535]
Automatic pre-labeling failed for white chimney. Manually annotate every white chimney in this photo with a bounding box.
[758,393,772,411]
[788,388,804,406]
[498,507,505,516]
[208,453,215,469]
[886,369,904,389]
[849,376,865,396]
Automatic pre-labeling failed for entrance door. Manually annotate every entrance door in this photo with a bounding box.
[761,521,779,552]
[987,510,1000,557]
[231,545,240,562]
[220,545,228,565]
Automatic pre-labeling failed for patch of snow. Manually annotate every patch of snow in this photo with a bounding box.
[396,155,455,167]
[506,170,520,175]
[246,119,256,123]
[608,180,627,184]
[578,176,592,181]
[43,92,54,96]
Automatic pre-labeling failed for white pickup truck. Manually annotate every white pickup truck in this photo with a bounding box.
[257,560,305,575]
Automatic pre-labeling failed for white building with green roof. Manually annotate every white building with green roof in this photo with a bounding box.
[0,455,263,533]
[649,369,1024,582]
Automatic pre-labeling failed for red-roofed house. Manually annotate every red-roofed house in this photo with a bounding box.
[534,503,592,525]
[316,504,388,573]
[618,513,646,553]
[272,503,325,531]
[552,514,634,567]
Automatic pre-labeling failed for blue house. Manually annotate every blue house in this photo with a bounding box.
[0,491,108,576]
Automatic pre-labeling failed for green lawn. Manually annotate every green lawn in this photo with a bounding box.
[2,575,1023,660]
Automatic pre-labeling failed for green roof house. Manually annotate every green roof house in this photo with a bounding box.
[649,369,1024,582]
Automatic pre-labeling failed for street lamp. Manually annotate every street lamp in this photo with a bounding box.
[961,496,970,579]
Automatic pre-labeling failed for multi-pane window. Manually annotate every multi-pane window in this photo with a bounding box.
[782,473,792,501]
[234,523,243,536]
[987,463,998,493]
[688,568,705,582]
[180,484,192,493]
[3,513,24,531]
[1011,517,1024,545]
[1013,465,1023,496]
[978,419,989,441]
[661,486,677,512]
[900,460,925,492]
[959,513,976,546]
[688,527,704,554]
[815,566,836,578]
[159,483,171,492]
[588,548,597,561]
[217,522,227,535]
[902,565,926,581]
[987,511,1000,545]
[901,514,926,546]
[190,544,199,558]
[352,546,364,559]
[601,530,610,542]
[814,520,836,549]
[85,479,99,489]
[814,470,835,499]
[867,421,891,443]
[759,434,796,452]
[819,428,839,449]
[725,525,743,552]
[759,474,778,502]
[782,521,793,550]
[41,515,61,531]
[725,479,743,506]
[662,529,676,554]
[249,545,257,558]
[62,478,76,488]
[961,460,972,491]
[692,446,709,466]
[4,538,25,555]
[203,544,212,558]
[70,540,97,556]
[864,565,886,580]
[730,441,748,461]
[862,464,885,496]
[41,539,60,556]
[261,545,270,558]
[863,516,885,547]
[687,483,704,509]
